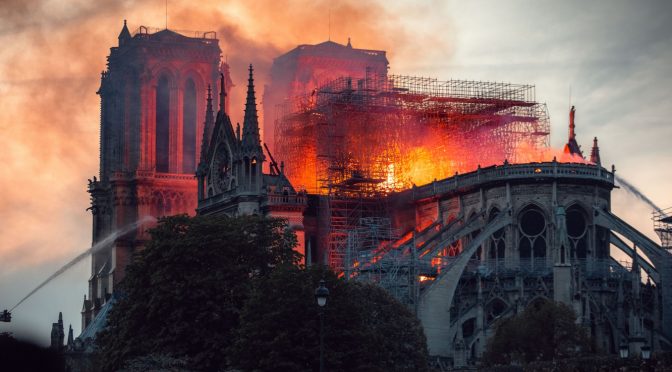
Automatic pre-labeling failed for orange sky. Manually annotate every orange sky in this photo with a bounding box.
[0,0,452,273]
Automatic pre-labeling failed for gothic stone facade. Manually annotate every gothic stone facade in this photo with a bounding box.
[83,23,230,329]
[374,162,669,365]
[196,66,307,261]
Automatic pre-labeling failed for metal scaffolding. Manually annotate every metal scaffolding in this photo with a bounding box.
[275,72,550,270]
[275,72,550,195]
[654,207,672,250]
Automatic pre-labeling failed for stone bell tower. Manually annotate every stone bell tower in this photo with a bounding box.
[83,21,231,330]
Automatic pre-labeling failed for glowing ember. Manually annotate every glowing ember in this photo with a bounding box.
[418,275,436,282]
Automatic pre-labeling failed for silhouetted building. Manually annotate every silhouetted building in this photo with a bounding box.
[83,21,230,330]
[197,67,307,261]
[262,39,389,154]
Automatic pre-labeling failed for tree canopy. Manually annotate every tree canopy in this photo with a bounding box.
[230,265,430,372]
[483,299,591,365]
[96,214,299,371]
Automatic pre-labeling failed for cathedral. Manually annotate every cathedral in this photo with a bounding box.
[57,21,672,368]
[82,21,230,330]
[195,66,307,261]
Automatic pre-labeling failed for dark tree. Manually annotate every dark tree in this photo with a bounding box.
[483,299,591,366]
[230,265,430,372]
[0,333,66,372]
[96,214,299,372]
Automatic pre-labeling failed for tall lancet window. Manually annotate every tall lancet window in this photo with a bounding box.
[156,75,170,172]
[183,78,197,173]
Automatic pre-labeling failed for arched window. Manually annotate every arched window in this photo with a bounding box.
[488,207,506,268]
[519,205,547,269]
[486,298,508,324]
[251,157,258,187]
[566,205,589,261]
[156,75,170,172]
[183,78,197,173]
[467,212,481,260]
[244,157,250,188]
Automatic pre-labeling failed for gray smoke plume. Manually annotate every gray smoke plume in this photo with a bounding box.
[9,216,154,312]
[615,175,662,212]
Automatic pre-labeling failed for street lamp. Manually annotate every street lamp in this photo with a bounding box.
[315,280,329,307]
[641,345,651,360]
[619,342,629,359]
[315,280,329,372]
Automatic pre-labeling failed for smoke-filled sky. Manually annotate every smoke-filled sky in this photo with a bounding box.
[0,0,670,345]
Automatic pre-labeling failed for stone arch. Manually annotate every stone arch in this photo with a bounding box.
[466,210,482,260]
[517,203,548,268]
[485,297,509,324]
[181,70,206,172]
[488,206,506,266]
[251,156,259,188]
[182,77,198,173]
[243,156,250,188]
[155,73,172,173]
[418,206,512,356]
[527,295,551,308]
[565,202,591,260]
[210,142,233,193]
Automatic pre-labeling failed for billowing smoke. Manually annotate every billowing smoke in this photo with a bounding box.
[615,175,662,212]
[0,0,454,272]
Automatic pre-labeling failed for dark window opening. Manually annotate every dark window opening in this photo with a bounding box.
[183,79,197,173]
[462,318,475,338]
[520,208,545,236]
[251,157,258,187]
[156,76,170,172]
[487,299,507,323]
[533,238,547,258]
[520,238,531,258]
[519,206,547,266]
[567,208,587,238]
[567,206,589,260]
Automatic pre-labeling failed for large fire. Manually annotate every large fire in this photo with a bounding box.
[283,137,592,195]
[275,74,562,195]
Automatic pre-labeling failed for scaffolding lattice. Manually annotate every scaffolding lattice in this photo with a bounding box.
[276,73,550,195]
[276,72,550,270]
[654,207,672,250]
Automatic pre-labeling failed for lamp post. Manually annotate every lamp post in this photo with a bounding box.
[315,279,329,372]
[619,342,629,360]
[641,345,651,360]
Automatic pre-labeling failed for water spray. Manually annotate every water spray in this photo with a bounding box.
[614,175,661,212]
[8,217,155,313]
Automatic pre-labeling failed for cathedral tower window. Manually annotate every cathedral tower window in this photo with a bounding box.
[156,75,171,172]
[183,78,197,173]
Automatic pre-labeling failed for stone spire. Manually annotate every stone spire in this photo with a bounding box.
[563,105,583,158]
[590,137,601,165]
[569,105,576,141]
[219,72,226,114]
[67,325,74,347]
[241,64,263,156]
[199,84,214,167]
[50,312,64,350]
[118,20,131,46]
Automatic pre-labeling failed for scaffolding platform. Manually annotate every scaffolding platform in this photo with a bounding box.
[654,207,672,250]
